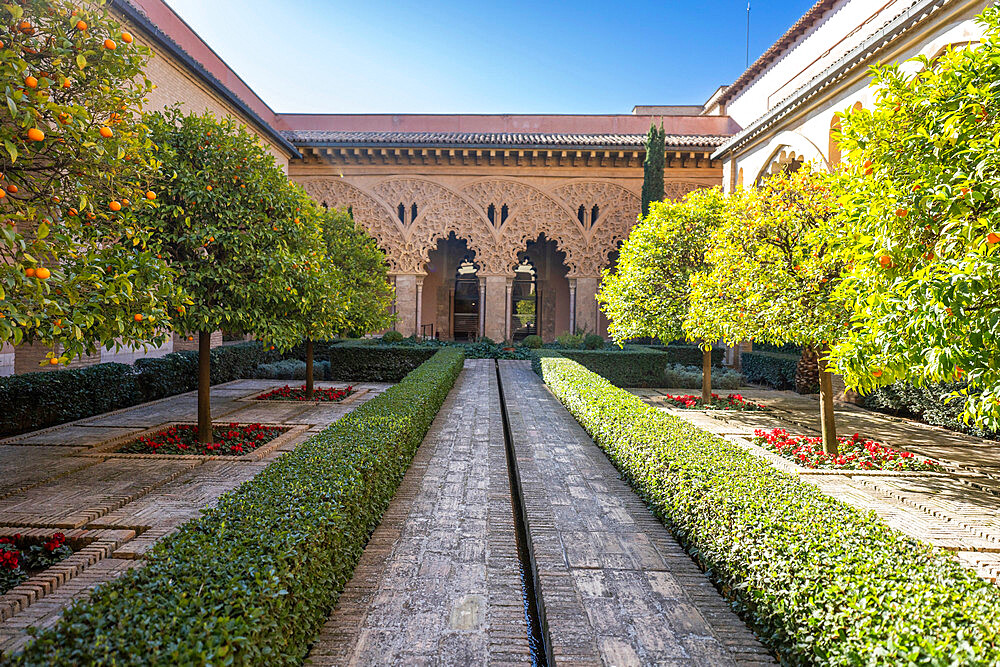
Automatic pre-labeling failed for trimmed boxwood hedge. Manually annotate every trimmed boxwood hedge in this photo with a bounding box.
[328,343,437,382]
[0,342,278,437]
[10,348,465,665]
[740,350,798,390]
[639,344,724,367]
[863,380,999,441]
[538,355,1000,665]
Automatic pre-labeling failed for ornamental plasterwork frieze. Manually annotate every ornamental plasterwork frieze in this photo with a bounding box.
[295,175,646,277]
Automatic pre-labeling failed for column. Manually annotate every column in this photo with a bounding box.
[478,276,487,339]
[415,276,424,338]
[568,279,577,334]
[482,275,511,342]
[504,277,514,342]
[393,274,418,336]
[574,276,600,335]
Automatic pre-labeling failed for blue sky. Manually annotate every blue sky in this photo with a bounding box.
[162,1,817,114]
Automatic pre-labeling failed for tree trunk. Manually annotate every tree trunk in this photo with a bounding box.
[305,338,314,400]
[796,346,820,394]
[197,331,212,444]
[818,350,839,456]
[702,347,712,406]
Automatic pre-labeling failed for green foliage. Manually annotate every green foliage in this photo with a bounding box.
[641,122,665,216]
[329,343,437,382]
[582,333,605,350]
[0,342,276,436]
[828,8,1000,430]
[381,330,404,343]
[862,380,998,440]
[687,167,846,348]
[520,334,543,349]
[138,108,299,345]
[740,351,799,390]
[557,348,666,387]
[600,187,725,345]
[638,344,724,367]
[538,355,1000,665]
[254,359,332,381]
[555,331,584,348]
[0,0,183,364]
[13,349,464,665]
[662,363,743,390]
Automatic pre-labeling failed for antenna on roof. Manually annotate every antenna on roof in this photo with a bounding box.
[746,1,751,68]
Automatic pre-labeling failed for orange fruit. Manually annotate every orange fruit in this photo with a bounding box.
[58,112,71,124]
[62,78,70,89]
[25,267,35,277]
[862,160,873,175]
[109,201,122,211]
[134,313,143,322]
[989,232,1000,244]
[895,208,908,217]
[7,185,16,194]
[27,128,44,142]
[206,185,212,191]
[872,369,883,378]
[0,189,6,199]
[36,267,50,279]
[104,39,116,50]
[121,31,133,44]
[24,76,37,88]
[122,198,130,207]
[54,319,62,327]
[878,255,893,268]
[68,208,78,216]
[99,126,113,138]
[145,191,156,200]
[75,20,87,31]
[49,357,59,365]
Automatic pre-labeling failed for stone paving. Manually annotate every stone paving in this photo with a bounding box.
[0,379,388,656]
[499,361,773,666]
[306,360,530,666]
[632,387,1000,584]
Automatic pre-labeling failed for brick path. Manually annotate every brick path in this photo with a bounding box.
[499,361,773,666]
[632,387,1000,584]
[306,360,531,666]
[0,380,388,656]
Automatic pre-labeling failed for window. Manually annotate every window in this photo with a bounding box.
[397,203,405,224]
[487,203,496,224]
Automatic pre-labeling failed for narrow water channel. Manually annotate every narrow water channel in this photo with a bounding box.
[495,360,547,666]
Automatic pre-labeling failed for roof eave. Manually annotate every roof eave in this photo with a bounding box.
[712,0,956,161]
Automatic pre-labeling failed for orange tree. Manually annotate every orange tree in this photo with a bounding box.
[830,7,1000,431]
[0,0,180,365]
[274,199,394,398]
[688,167,848,453]
[598,187,726,403]
[137,108,302,442]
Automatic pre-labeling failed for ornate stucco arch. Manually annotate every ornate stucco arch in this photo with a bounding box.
[550,180,641,276]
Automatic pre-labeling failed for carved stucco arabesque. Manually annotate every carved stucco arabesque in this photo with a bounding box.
[296,176,704,278]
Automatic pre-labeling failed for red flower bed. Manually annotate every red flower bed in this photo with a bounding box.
[118,423,286,456]
[752,428,942,471]
[663,392,765,411]
[0,533,73,594]
[254,385,355,402]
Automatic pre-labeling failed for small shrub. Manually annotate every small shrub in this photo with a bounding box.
[521,335,544,349]
[253,359,332,381]
[538,355,1000,665]
[863,381,999,440]
[330,344,436,382]
[556,331,584,348]
[381,330,404,344]
[740,351,798,389]
[583,334,605,350]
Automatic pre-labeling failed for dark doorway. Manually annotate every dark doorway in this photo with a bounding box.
[453,257,480,341]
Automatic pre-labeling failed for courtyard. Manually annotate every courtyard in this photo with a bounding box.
[3,0,1000,664]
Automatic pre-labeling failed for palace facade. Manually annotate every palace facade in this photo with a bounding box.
[0,0,990,373]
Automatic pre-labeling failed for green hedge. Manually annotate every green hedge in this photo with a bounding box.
[639,344,724,367]
[740,351,798,390]
[329,344,437,382]
[538,355,1000,665]
[863,380,998,440]
[558,348,668,387]
[11,349,465,665]
[0,342,278,437]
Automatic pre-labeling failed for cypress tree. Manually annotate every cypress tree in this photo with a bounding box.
[641,122,666,216]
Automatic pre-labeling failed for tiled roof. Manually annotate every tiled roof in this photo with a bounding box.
[283,130,730,150]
